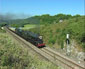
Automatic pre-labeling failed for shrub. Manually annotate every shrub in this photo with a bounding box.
[48,37,56,44]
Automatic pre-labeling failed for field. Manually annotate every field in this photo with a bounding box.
[22,24,37,30]
[0,29,59,69]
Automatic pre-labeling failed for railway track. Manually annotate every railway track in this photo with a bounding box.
[4,27,85,69]
[41,47,85,69]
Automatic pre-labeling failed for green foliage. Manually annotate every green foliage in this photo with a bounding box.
[0,13,84,50]
[0,22,7,27]
[30,16,85,50]
[61,40,64,49]
[0,50,5,56]
[10,24,19,28]
[0,13,79,27]
[0,32,58,69]
[48,37,56,44]
[1,53,13,66]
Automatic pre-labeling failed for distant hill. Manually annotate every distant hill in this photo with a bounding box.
[0,14,83,27]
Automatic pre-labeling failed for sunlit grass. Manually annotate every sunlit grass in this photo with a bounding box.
[22,24,36,30]
[0,30,59,69]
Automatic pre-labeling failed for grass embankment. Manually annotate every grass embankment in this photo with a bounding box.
[30,17,85,51]
[0,29,59,69]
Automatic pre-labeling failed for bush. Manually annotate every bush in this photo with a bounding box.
[0,50,4,56]
[61,40,64,49]
[48,37,56,44]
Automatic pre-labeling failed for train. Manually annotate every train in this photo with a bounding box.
[15,28,45,48]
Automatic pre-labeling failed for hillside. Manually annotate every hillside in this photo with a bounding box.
[0,14,85,51]
[0,14,82,27]
[30,16,85,51]
[0,29,58,69]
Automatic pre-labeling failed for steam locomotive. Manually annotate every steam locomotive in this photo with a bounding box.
[15,28,45,48]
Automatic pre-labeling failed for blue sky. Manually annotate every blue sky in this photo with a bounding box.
[0,0,85,16]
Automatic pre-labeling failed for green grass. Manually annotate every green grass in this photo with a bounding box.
[0,29,59,69]
[22,24,44,31]
[22,24,37,30]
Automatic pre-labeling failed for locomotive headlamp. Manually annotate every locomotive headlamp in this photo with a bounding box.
[39,36,42,39]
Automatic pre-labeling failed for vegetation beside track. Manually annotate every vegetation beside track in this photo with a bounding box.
[30,16,85,51]
[0,14,85,51]
[0,29,58,69]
